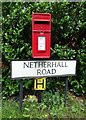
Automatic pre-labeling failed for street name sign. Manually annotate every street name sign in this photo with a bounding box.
[11,60,76,79]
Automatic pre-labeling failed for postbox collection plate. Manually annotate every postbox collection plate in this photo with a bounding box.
[38,36,46,51]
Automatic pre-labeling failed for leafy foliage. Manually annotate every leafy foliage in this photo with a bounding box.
[2,91,86,119]
[2,2,86,96]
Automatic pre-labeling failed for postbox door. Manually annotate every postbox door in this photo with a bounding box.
[32,32,50,58]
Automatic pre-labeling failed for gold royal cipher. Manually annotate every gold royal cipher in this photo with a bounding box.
[34,78,46,90]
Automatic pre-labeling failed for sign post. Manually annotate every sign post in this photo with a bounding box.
[11,60,76,108]
[19,80,23,112]
[34,78,46,103]
[37,90,42,103]
[64,77,68,107]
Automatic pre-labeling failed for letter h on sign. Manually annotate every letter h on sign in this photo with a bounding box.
[34,78,46,90]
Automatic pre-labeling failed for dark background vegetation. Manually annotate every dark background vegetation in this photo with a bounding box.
[2,2,86,97]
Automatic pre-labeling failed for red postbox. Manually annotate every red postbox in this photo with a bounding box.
[32,13,51,58]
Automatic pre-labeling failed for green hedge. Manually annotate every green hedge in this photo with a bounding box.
[2,2,86,97]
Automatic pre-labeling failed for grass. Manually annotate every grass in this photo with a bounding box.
[2,91,86,119]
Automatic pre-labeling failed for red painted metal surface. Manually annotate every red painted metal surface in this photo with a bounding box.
[32,13,51,58]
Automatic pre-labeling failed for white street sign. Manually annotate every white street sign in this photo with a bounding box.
[11,60,76,79]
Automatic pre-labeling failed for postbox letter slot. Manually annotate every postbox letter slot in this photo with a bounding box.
[34,21,49,24]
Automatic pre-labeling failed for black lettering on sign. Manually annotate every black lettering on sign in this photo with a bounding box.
[30,62,33,68]
[38,62,43,68]
[43,62,47,68]
[37,69,41,75]
[23,62,29,68]
[47,69,51,74]
[47,69,56,74]
[42,69,46,75]
[37,69,56,75]
[52,69,56,74]
[62,62,65,67]
[47,62,52,68]
[34,62,38,68]
[65,62,68,67]
[52,62,57,67]
[57,62,61,67]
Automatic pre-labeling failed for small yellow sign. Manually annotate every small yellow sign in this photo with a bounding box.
[34,78,46,90]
